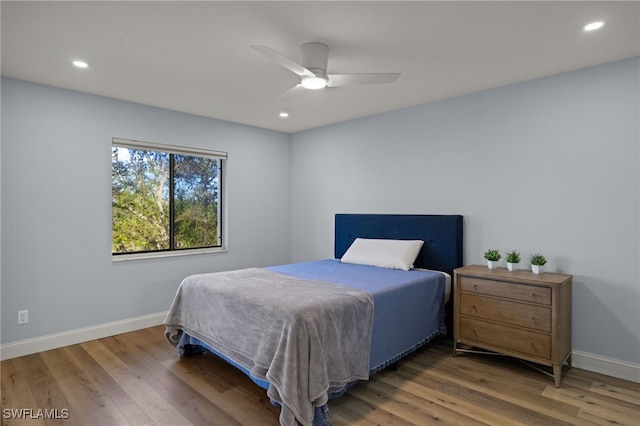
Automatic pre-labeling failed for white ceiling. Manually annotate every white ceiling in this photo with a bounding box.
[2,1,639,133]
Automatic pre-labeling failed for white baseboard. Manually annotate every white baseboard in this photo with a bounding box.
[0,311,168,361]
[572,350,640,384]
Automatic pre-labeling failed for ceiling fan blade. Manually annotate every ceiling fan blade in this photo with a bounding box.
[278,84,306,101]
[327,73,401,87]
[250,45,315,78]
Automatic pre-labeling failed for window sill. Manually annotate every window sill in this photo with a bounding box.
[112,247,227,262]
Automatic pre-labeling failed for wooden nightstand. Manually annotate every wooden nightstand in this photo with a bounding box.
[453,265,572,387]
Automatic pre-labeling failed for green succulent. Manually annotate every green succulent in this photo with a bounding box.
[483,249,501,261]
[530,253,547,266]
[505,250,521,263]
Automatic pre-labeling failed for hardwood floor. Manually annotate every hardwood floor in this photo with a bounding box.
[2,325,638,425]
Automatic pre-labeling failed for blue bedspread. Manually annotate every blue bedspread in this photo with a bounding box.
[268,259,446,372]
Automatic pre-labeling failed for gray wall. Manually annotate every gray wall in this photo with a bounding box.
[290,57,640,365]
[1,78,292,343]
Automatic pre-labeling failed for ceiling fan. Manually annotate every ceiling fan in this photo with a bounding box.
[250,42,400,95]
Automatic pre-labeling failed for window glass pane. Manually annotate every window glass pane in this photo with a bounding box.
[112,147,170,253]
[173,155,221,249]
[112,140,224,256]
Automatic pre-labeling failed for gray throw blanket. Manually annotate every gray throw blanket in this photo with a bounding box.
[164,268,374,426]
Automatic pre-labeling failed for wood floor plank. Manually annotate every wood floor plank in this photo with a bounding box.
[541,385,640,426]
[18,354,76,426]
[327,396,378,426]
[569,367,640,392]
[39,347,132,425]
[160,357,279,425]
[560,375,640,413]
[406,351,586,425]
[333,391,414,426]
[0,357,47,426]
[80,339,194,425]
[543,382,640,415]
[98,333,245,425]
[575,410,625,426]
[420,347,552,390]
[589,381,640,405]
[122,326,240,392]
[439,380,574,426]
[375,372,522,426]
[63,344,155,425]
[361,375,489,425]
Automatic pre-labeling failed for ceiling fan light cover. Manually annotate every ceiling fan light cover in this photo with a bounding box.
[301,76,328,90]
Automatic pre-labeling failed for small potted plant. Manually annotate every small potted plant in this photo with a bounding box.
[505,250,521,271]
[530,253,547,274]
[483,249,501,269]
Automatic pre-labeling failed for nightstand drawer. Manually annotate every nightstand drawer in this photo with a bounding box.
[459,317,551,359]
[460,293,551,332]
[459,276,551,305]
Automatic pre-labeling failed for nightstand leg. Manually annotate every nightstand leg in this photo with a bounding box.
[553,365,562,387]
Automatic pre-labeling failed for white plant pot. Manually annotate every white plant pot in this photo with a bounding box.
[487,260,499,269]
[532,264,543,274]
[507,262,519,272]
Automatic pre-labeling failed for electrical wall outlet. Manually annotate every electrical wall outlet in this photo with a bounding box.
[18,310,28,325]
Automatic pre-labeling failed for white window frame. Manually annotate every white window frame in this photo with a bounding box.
[111,137,227,261]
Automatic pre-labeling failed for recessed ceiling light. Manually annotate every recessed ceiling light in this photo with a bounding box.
[279,112,289,118]
[584,21,605,32]
[72,60,89,68]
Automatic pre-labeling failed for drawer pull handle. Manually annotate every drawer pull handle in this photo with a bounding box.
[472,305,478,312]
[531,315,536,323]
[530,292,535,297]
[473,284,478,290]
[531,342,537,351]
[472,329,478,337]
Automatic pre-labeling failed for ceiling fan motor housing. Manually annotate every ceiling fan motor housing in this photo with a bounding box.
[299,42,329,74]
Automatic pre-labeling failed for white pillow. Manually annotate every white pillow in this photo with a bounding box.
[340,238,424,271]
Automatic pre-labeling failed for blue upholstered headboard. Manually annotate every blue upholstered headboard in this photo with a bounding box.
[334,214,464,275]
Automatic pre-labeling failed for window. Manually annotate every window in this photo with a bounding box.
[111,138,226,256]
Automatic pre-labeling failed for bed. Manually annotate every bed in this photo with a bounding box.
[164,214,463,425]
